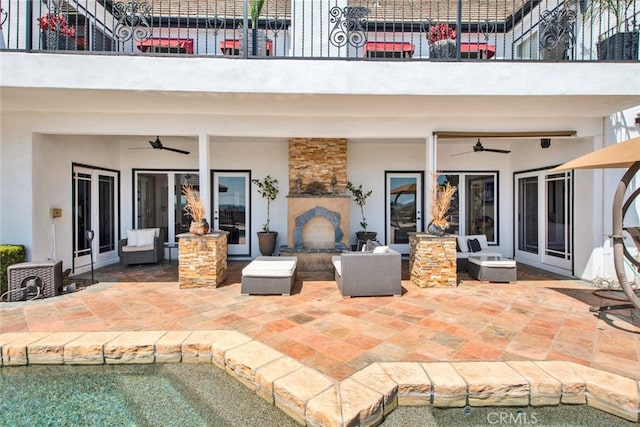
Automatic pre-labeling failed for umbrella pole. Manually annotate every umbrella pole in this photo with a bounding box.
[603,162,640,312]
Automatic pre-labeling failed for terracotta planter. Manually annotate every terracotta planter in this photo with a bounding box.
[257,231,278,256]
[356,231,378,242]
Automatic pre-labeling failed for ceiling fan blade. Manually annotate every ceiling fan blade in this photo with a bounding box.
[483,148,511,154]
[450,151,473,157]
[127,147,153,150]
[162,146,190,155]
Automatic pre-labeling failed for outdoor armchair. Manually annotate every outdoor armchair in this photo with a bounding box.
[118,228,164,266]
[331,248,402,297]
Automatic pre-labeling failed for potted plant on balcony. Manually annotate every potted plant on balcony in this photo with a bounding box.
[346,181,377,242]
[38,12,77,51]
[240,0,268,56]
[428,23,456,59]
[583,0,638,60]
[252,175,279,256]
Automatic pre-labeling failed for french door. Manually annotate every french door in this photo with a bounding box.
[212,171,251,256]
[515,169,572,272]
[386,172,423,254]
[134,170,199,244]
[73,165,119,272]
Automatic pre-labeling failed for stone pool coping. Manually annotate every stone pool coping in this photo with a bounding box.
[1,330,638,425]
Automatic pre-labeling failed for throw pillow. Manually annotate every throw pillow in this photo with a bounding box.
[137,229,156,247]
[127,230,138,247]
[373,245,389,254]
[365,239,381,251]
[468,238,482,252]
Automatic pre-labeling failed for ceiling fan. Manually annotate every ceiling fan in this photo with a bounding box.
[128,136,190,155]
[451,139,511,157]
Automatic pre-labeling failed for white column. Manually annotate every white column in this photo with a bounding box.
[425,133,438,226]
[198,133,211,223]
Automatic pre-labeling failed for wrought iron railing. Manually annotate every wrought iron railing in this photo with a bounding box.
[0,1,638,61]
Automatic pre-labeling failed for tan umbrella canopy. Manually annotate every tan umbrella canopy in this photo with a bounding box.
[553,136,640,170]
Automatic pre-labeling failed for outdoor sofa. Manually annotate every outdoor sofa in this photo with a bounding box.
[456,234,501,272]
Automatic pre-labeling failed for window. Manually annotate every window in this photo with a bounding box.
[137,38,194,54]
[220,39,273,56]
[364,42,415,58]
[460,42,496,59]
[516,32,539,59]
[438,172,498,244]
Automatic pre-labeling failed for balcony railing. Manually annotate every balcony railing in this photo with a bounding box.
[1,1,638,61]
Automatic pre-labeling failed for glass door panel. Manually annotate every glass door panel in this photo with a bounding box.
[466,174,496,242]
[98,175,115,254]
[544,172,572,268]
[175,174,199,239]
[73,166,119,272]
[213,171,250,256]
[518,176,539,254]
[74,169,92,269]
[386,172,422,254]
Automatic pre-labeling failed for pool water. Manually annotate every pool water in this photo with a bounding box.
[0,364,298,427]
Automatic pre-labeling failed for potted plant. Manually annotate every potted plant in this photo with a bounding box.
[583,0,638,60]
[428,173,457,236]
[346,181,377,241]
[252,175,279,256]
[428,23,457,59]
[182,183,209,235]
[38,12,77,51]
[240,0,268,56]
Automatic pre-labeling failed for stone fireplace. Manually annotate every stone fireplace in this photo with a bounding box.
[280,138,350,271]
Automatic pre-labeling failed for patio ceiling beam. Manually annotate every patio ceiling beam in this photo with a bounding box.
[433,130,577,139]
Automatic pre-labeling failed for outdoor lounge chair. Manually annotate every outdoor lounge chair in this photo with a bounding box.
[118,228,163,266]
[331,247,402,297]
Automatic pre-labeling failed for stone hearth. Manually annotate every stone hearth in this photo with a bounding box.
[281,195,349,271]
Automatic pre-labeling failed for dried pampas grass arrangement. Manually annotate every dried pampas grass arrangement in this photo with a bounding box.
[182,182,205,224]
[430,173,456,229]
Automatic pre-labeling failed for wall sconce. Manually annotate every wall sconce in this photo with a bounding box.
[541,138,551,149]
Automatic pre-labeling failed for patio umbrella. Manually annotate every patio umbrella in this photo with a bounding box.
[553,136,640,170]
[555,136,640,312]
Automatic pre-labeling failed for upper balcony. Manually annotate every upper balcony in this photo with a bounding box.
[1,0,639,62]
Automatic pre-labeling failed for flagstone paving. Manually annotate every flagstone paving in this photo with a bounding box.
[1,260,638,383]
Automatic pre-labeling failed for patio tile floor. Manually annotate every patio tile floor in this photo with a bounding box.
[1,260,639,383]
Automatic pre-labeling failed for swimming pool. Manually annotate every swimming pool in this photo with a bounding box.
[1,363,636,426]
[0,364,298,427]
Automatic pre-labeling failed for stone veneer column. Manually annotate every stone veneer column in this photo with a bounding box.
[177,232,228,288]
[409,232,457,288]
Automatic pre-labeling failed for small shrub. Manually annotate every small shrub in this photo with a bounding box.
[0,244,26,296]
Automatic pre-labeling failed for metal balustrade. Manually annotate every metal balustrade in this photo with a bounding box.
[0,0,638,61]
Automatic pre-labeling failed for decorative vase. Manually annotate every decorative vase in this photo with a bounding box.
[190,220,209,236]
[427,222,447,236]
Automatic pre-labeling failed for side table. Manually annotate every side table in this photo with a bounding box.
[164,242,178,264]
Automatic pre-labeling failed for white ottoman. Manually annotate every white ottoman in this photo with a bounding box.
[468,255,517,283]
[241,256,298,296]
